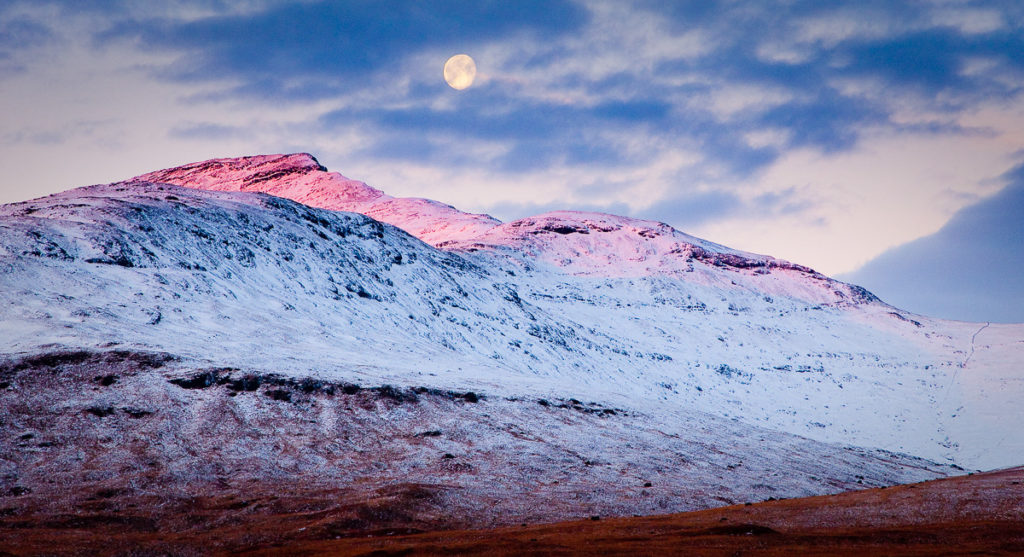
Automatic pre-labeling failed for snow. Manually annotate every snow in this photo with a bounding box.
[1,154,1022,473]
[133,153,501,246]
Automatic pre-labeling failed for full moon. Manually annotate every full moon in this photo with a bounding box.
[443,54,476,90]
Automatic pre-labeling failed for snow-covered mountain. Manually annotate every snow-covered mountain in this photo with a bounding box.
[126,153,1022,468]
[1,153,1021,529]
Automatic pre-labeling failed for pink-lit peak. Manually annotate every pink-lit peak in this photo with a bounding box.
[132,153,500,246]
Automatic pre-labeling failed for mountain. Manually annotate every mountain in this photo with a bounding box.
[1,154,1021,541]
[123,153,1023,468]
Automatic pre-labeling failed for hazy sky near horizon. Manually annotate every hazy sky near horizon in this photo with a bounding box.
[1,1,1022,320]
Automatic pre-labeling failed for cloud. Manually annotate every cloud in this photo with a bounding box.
[636,185,818,232]
[0,14,55,77]
[839,163,1024,323]
[638,190,743,228]
[484,198,632,224]
[755,89,886,152]
[168,122,243,140]
[96,0,588,99]
[837,29,1024,103]
[0,15,52,48]
[653,1,1024,145]
[319,90,675,173]
[13,0,1023,183]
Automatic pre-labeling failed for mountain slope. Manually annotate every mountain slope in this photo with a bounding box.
[0,347,946,545]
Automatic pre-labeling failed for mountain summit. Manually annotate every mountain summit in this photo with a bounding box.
[134,153,501,246]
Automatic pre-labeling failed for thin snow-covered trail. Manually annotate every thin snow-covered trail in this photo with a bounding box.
[1,154,1021,472]
[939,321,992,408]
[963,322,991,368]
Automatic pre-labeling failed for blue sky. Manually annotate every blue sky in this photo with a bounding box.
[1,0,1022,321]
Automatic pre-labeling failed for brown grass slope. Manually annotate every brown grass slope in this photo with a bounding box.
[1,467,1021,555]
[244,466,1024,557]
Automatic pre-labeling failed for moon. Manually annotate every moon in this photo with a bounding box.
[443,54,476,90]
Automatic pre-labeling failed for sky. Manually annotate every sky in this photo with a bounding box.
[839,161,1023,322]
[0,0,1022,322]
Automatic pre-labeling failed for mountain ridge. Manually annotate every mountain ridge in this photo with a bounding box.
[131,153,874,307]
[132,153,808,266]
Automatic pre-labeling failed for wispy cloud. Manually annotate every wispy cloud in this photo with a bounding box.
[0,14,55,76]
[97,0,588,99]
